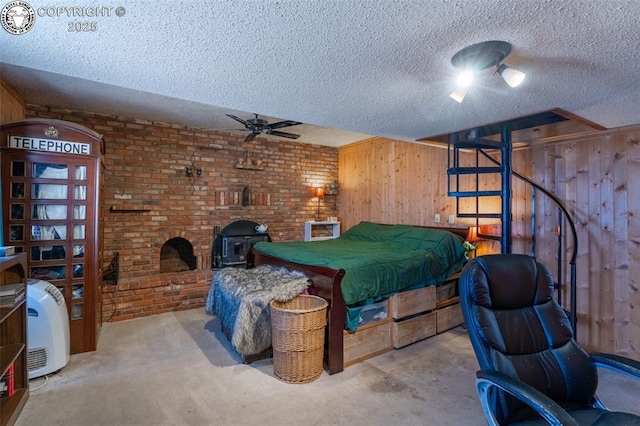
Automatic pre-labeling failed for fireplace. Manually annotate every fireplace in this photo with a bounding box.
[160,237,197,273]
[212,220,271,268]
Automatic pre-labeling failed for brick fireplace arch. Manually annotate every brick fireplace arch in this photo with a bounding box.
[153,231,207,273]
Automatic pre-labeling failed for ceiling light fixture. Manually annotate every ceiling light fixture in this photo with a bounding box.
[450,40,525,102]
[496,63,526,88]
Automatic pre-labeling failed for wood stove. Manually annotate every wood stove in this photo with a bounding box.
[212,220,271,268]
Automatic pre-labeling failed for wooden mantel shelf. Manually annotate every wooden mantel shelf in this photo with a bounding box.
[234,164,265,171]
[109,205,152,213]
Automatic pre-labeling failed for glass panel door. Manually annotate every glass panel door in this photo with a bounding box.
[4,154,92,335]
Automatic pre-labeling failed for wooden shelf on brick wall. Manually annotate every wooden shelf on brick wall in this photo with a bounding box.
[234,152,265,170]
[234,163,264,171]
[109,205,152,213]
[213,191,271,207]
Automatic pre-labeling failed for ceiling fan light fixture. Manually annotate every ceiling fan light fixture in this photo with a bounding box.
[450,89,467,103]
[496,63,525,87]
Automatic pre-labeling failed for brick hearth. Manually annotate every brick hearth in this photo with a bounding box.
[103,270,214,322]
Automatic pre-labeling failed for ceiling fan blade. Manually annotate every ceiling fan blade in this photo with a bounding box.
[267,120,302,130]
[269,130,300,139]
[225,114,249,126]
[244,132,258,142]
[227,114,261,132]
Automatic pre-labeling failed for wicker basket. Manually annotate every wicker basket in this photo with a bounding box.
[270,295,328,383]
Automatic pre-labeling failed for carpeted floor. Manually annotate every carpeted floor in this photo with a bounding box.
[16,308,640,426]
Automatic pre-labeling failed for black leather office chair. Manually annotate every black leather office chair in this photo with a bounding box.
[459,254,640,425]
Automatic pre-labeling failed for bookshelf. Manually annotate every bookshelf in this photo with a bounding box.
[0,253,28,426]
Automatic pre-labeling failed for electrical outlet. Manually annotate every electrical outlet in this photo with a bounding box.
[435,214,440,223]
[448,214,455,224]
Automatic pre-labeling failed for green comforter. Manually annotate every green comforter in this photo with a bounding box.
[253,221,466,307]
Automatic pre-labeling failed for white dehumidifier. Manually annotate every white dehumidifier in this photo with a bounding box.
[27,279,70,379]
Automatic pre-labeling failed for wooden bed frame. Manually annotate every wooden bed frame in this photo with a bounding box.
[246,225,468,375]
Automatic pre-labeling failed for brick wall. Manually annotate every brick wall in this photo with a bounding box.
[26,105,339,321]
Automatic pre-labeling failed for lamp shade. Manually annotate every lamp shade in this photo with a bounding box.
[466,226,481,243]
[313,187,325,197]
[497,64,525,87]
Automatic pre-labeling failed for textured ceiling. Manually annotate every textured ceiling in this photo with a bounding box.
[2,0,639,147]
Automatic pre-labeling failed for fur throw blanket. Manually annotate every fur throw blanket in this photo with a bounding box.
[206,265,309,356]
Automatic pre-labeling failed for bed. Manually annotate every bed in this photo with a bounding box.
[246,221,468,374]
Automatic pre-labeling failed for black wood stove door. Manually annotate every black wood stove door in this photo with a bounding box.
[212,219,271,268]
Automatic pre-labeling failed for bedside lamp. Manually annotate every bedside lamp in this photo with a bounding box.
[466,226,482,258]
[313,187,324,220]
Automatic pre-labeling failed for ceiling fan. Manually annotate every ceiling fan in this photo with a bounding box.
[226,113,302,142]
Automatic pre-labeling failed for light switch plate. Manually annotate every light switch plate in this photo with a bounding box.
[448,214,455,224]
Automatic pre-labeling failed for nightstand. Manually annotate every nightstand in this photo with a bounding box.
[304,221,340,241]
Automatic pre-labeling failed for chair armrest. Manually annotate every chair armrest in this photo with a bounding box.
[476,370,578,426]
[590,353,640,380]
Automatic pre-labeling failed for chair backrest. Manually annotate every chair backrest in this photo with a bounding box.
[459,254,598,421]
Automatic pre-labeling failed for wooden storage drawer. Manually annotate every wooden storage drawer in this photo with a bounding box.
[343,319,392,366]
[390,285,436,319]
[436,281,457,303]
[392,311,437,348]
[436,303,464,333]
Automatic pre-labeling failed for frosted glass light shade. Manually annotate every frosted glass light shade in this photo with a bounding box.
[450,89,467,103]
[498,65,525,87]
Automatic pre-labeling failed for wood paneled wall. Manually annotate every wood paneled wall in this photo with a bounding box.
[529,125,640,360]
[0,80,25,124]
[339,137,469,230]
[339,128,640,361]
